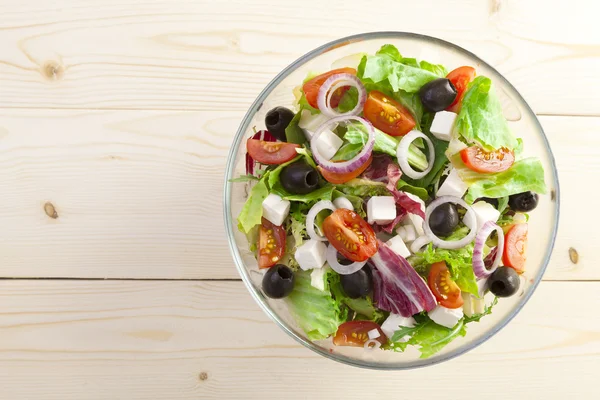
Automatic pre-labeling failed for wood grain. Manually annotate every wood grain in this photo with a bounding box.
[0,110,593,279]
[0,280,596,399]
[0,0,598,114]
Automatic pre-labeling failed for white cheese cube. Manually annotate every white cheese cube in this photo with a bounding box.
[298,110,336,140]
[436,168,468,198]
[333,196,354,211]
[396,226,407,240]
[473,296,486,314]
[386,235,411,258]
[430,111,458,141]
[367,196,397,225]
[463,201,501,232]
[381,314,416,341]
[428,305,464,329]
[367,329,381,340]
[313,128,343,160]
[262,194,290,226]
[294,239,327,271]
[403,225,417,242]
[310,265,329,291]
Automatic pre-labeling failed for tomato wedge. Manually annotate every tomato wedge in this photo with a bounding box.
[460,146,515,173]
[363,91,416,136]
[446,66,477,113]
[302,67,357,109]
[318,154,373,184]
[322,209,378,262]
[246,139,299,165]
[258,218,286,269]
[333,321,387,347]
[503,223,528,273]
[428,262,464,309]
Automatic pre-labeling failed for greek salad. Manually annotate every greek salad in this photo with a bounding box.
[233,44,546,358]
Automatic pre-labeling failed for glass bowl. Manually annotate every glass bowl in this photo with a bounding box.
[223,32,560,369]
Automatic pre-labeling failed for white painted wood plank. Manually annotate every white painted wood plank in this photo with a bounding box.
[0,280,596,399]
[0,0,598,114]
[0,110,592,279]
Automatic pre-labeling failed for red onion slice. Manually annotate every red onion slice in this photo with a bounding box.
[306,200,336,241]
[311,116,375,174]
[326,244,366,275]
[424,196,477,250]
[473,221,505,279]
[396,130,435,179]
[317,73,366,118]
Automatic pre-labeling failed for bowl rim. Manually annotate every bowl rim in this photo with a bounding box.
[223,31,560,370]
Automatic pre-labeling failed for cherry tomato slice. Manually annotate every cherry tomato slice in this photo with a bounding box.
[503,223,528,273]
[460,146,515,173]
[363,91,416,136]
[246,139,299,165]
[446,66,477,113]
[302,68,357,109]
[333,321,387,347]
[318,154,373,184]
[258,218,286,269]
[322,209,378,262]
[428,262,464,309]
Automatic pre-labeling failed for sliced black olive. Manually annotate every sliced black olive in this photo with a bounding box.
[428,203,459,237]
[419,78,457,112]
[262,264,295,299]
[280,161,319,194]
[340,268,372,299]
[488,266,520,297]
[508,191,539,212]
[265,107,295,141]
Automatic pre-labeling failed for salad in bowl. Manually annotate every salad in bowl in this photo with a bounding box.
[227,35,556,366]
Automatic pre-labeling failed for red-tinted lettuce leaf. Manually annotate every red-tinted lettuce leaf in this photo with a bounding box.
[246,130,276,175]
[370,240,437,317]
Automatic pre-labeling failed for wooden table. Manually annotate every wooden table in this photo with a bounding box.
[0,0,598,398]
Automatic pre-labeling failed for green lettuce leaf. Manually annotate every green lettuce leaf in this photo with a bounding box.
[462,157,547,203]
[419,60,448,77]
[376,44,403,61]
[337,87,359,113]
[286,270,348,340]
[455,76,519,151]
[236,177,269,234]
[336,179,390,198]
[272,185,335,203]
[359,54,440,93]
[410,318,467,359]
[228,174,259,183]
[285,110,308,144]
[397,180,430,202]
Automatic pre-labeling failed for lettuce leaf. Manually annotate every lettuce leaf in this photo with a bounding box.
[455,76,519,151]
[285,110,308,144]
[462,157,547,203]
[236,177,269,234]
[286,270,348,340]
[359,54,440,94]
[410,318,467,358]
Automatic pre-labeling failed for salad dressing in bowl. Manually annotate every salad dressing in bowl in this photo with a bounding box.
[224,32,559,369]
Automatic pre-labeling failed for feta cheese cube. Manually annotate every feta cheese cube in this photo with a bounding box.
[294,239,327,271]
[386,235,411,258]
[367,196,397,225]
[298,110,336,140]
[313,128,343,160]
[436,168,468,198]
[430,111,458,141]
[403,225,417,242]
[428,305,464,329]
[463,201,501,232]
[262,194,290,226]
[310,265,330,291]
[333,196,354,211]
[381,314,416,341]
[367,329,381,340]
